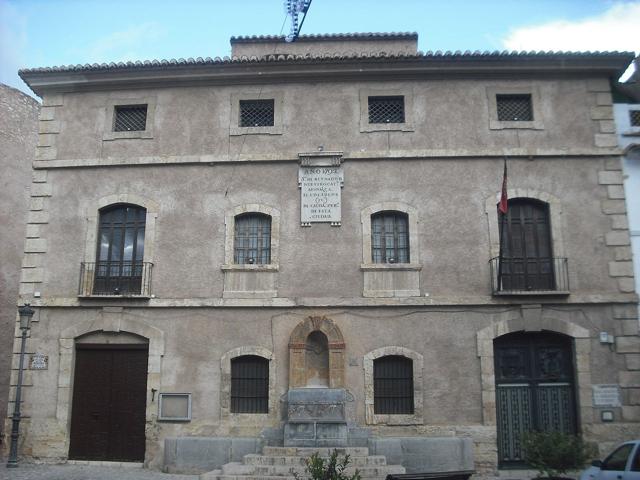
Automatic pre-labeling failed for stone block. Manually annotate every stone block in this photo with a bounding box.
[604,158,622,170]
[595,134,618,148]
[28,211,49,224]
[230,438,261,462]
[38,134,55,147]
[38,120,60,134]
[609,261,634,277]
[42,94,63,106]
[599,120,616,133]
[19,283,35,295]
[39,106,56,121]
[602,200,626,215]
[622,406,640,421]
[598,171,623,185]
[628,388,640,404]
[605,231,630,246]
[614,305,639,319]
[32,170,48,183]
[35,146,57,160]
[619,371,640,387]
[21,268,43,283]
[610,214,629,230]
[618,278,636,293]
[614,246,633,261]
[22,254,43,268]
[29,197,44,211]
[591,106,614,120]
[617,336,640,353]
[25,238,47,253]
[25,225,40,238]
[587,78,611,92]
[30,183,52,197]
[607,185,625,200]
[626,354,640,370]
[616,320,639,336]
[596,92,613,105]
[164,437,233,474]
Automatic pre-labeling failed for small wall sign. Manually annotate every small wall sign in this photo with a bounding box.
[592,384,621,407]
[30,352,48,370]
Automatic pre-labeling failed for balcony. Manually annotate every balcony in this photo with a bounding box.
[489,257,569,296]
[79,262,153,297]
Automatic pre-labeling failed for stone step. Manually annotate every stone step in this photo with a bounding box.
[221,462,257,475]
[252,464,405,477]
[213,476,296,480]
[243,454,388,467]
[262,446,370,457]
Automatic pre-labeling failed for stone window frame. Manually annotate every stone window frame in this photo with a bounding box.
[222,204,280,272]
[361,201,421,270]
[486,86,544,130]
[220,346,276,421]
[363,346,424,425]
[103,96,156,141]
[230,92,284,136]
[82,194,160,296]
[359,88,415,132]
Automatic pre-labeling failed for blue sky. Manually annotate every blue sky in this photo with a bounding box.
[1,0,638,97]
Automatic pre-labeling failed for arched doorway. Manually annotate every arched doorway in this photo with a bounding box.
[494,331,577,467]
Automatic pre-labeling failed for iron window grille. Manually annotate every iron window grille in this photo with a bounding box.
[114,105,148,132]
[630,110,640,127]
[496,94,533,121]
[374,355,414,415]
[371,211,409,264]
[239,99,275,127]
[234,213,272,265]
[368,96,405,124]
[231,355,269,413]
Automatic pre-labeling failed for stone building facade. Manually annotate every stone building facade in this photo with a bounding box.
[9,34,640,474]
[0,84,39,445]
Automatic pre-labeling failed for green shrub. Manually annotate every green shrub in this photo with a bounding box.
[294,450,361,480]
[522,431,597,478]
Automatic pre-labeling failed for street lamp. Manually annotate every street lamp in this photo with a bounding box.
[6,303,34,468]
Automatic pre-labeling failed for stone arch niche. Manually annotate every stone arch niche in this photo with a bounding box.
[289,316,345,389]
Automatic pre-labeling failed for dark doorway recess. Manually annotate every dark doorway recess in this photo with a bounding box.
[69,344,148,462]
[494,331,577,467]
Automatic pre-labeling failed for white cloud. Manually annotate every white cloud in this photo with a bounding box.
[84,22,168,63]
[501,2,640,54]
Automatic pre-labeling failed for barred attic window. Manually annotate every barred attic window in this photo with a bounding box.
[496,94,533,121]
[114,105,148,132]
[630,110,640,127]
[368,96,405,124]
[231,355,269,414]
[239,99,275,127]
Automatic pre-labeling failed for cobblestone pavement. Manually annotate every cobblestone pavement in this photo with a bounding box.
[0,464,199,480]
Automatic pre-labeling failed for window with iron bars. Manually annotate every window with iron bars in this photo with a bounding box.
[234,213,272,265]
[368,96,405,124]
[371,211,409,264]
[374,355,414,415]
[496,94,533,121]
[630,110,640,127]
[239,99,275,127]
[231,355,269,414]
[114,105,148,132]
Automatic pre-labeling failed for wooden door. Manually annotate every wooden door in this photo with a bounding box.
[500,199,554,291]
[69,344,148,462]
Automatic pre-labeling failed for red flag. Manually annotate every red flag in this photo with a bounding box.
[498,159,508,214]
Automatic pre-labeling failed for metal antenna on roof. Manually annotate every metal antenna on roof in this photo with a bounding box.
[284,0,312,42]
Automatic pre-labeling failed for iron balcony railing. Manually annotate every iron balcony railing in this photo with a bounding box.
[79,262,153,297]
[489,257,569,295]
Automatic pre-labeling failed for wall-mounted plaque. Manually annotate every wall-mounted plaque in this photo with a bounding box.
[30,352,48,370]
[298,152,344,226]
[158,393,192,421]
[593,384,621,407]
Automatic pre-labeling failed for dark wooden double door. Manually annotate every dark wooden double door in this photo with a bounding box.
[494,332,577,467]
[69,344,148,462]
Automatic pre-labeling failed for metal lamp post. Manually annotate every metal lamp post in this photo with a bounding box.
[6,303,34,468]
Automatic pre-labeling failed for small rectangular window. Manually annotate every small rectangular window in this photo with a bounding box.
[114,105,148,132]
[630,110,640,127]
[368,96,405,124]
[496,94,533,121]
[239,99,275,127]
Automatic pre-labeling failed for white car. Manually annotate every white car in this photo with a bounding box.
[580,441,640,480]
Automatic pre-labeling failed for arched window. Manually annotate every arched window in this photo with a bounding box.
[231,355,269,413]
[94,204,146,295]
[233,213,272,265]
[373,355,414,414]
[371,211,409,264]
[498,199,555,291]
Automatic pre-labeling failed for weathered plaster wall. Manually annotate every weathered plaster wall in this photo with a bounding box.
[0,84,39,441]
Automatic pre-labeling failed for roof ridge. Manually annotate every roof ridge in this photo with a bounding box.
[230,32,419,43]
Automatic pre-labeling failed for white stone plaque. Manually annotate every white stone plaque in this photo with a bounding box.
[592,384,621,407]
[30,352,48,370]
[299,166,344,225]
